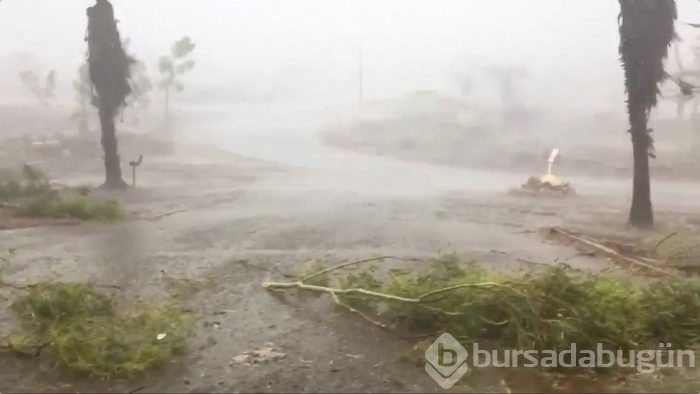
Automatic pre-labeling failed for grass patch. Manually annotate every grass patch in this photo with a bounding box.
[8,282,192,378]
[12,282,114,328]
[275,254,700,364]
[0,164,124,221]
[15,195,124,221]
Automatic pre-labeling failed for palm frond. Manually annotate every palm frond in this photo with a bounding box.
[619,0,678,153]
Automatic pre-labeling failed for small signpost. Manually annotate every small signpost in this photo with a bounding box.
[129,154,144,187]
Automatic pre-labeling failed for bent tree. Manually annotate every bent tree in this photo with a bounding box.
[86,0,133,189]
[618,0,677,227]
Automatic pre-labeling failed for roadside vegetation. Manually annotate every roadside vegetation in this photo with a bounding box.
[0,164,124,222]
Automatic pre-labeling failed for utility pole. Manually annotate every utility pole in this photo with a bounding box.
[335,37,364,104]
[358,47,364,104]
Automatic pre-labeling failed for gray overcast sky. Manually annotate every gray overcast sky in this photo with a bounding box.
[2,1,700,110]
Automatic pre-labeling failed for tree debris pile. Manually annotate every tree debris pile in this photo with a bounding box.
[511,174,574,198]
[0,164,123,223]
[3,282,192,378]
[265,255,700,364]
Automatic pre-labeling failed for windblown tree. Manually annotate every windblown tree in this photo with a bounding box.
[86,0,133,189]
[159,36,196,134]
[126,60,153,125]
[122,38,154,127]
[19,69,56,106]
[487,65,531,130]
[618,0,677,228]
[659,44,700,120]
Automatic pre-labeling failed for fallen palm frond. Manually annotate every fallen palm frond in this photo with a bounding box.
[264,254,700,359]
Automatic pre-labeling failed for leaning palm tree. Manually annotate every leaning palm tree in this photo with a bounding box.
[618,0,677,227]
[86,0,132,189]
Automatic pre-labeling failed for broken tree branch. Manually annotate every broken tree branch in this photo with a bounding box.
[550,227,676,277]
[653,231,678,254]
[419,281,521,300]
[263,280,471,321]
[299,255,423,283]
[300,256,391,283]
[263,280,515,305]
[143,208,188,221]
[262,281,420,303]
[329,291,387,329]
[516,258,552,267]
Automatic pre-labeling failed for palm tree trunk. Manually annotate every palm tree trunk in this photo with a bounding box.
[99,107,127,189]
[628,105,653,227]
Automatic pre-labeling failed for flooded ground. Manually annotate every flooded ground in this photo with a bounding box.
[2,102,699,392]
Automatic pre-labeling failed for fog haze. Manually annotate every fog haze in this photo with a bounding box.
[4,1,699,111]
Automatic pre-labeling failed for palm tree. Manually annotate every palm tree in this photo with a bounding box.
[159,37,196,135]
[19,69,56,107]
[618,0,677,227]
[86,0,132,189]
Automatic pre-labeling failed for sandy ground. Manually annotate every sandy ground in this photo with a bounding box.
[2,103,700,393]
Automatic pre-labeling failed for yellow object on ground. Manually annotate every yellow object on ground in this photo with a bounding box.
[539,174,562,187]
